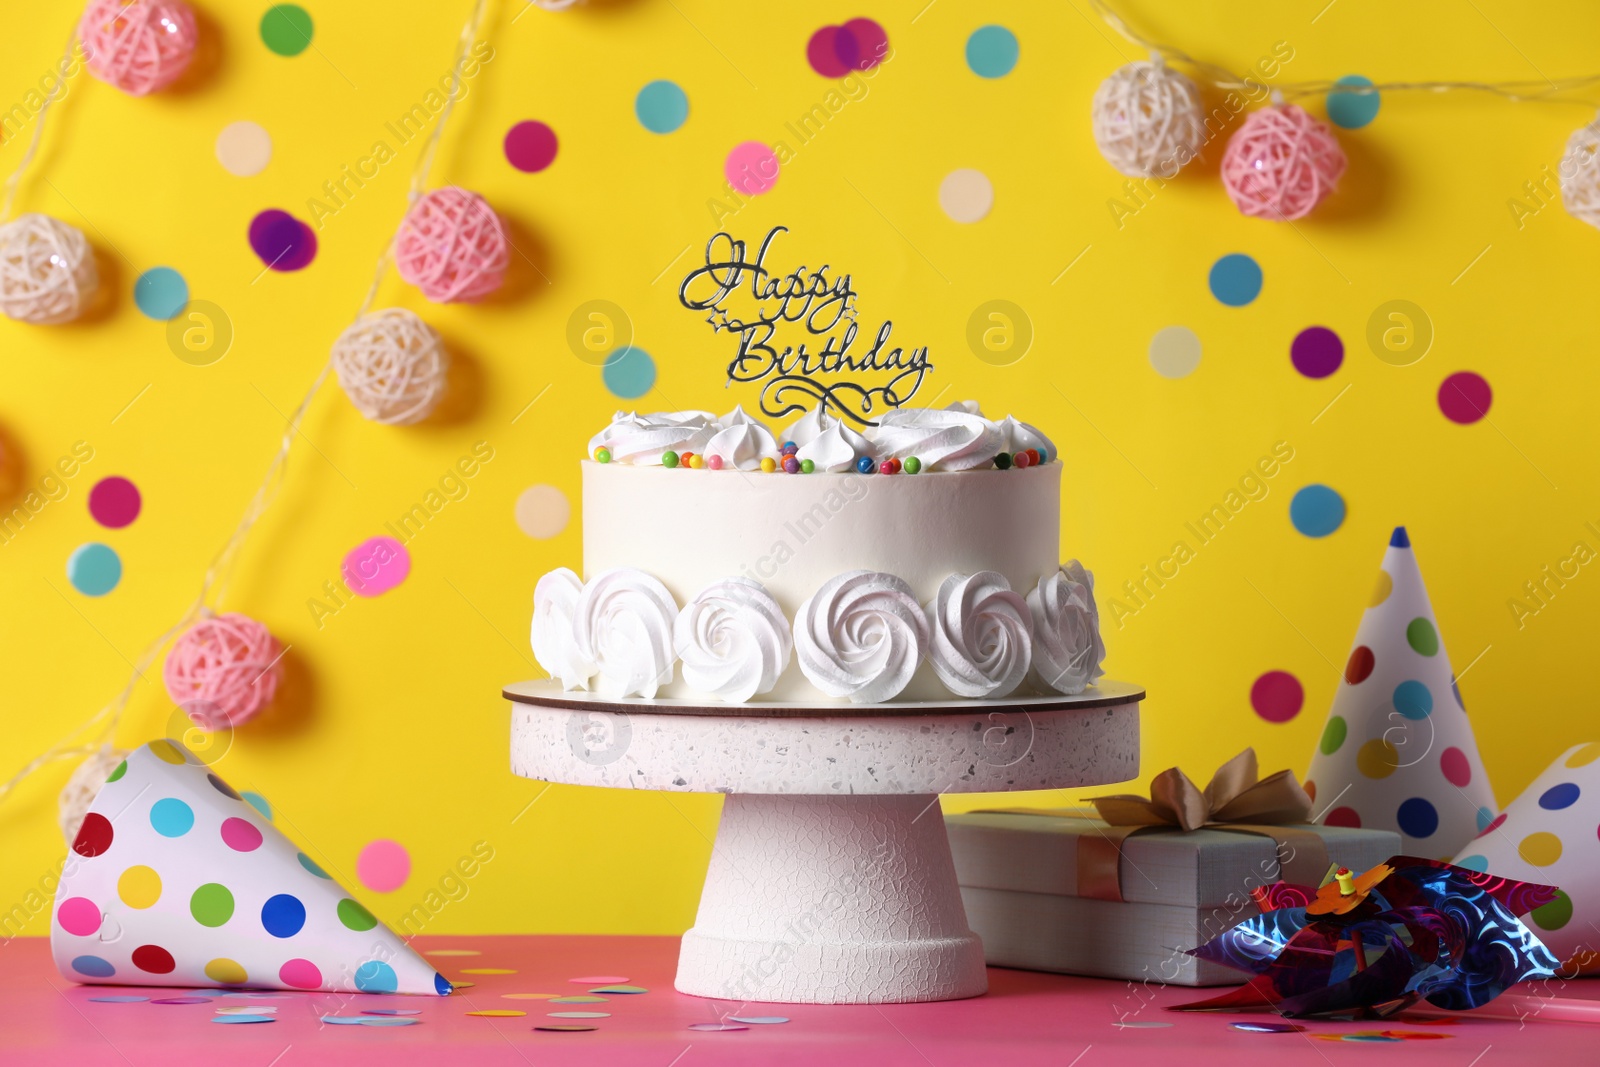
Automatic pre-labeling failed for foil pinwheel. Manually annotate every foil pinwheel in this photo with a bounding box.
[1172,857,1560,1019]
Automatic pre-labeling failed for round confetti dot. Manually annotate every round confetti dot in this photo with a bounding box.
[1519,831,1563,866]
[1208,253,1262,307]
[568,976,629,984]
[215,121,272,177]
[515,485,571,539]
[1568,742,1600,768]
[1325,806,1361,828]
[1289,484,1345,537]
[241,791,273,819]
[149,798,194,838]
[68,543,121,596]
[468,1010,527,1018]
[537,1024,599,1032]
[299,852,332,878]
[118,865,162,909]
[588,985,647,994]
[1532,889,1574,931]
[1148,325,1202,379]
[261,894,307,938]
[550,996,608,1004]
[1476,806,1497,832]
[248,209,317,271]
[1454,853,1489,872]
[88,477,142,529]
[1439,372,1492,424]
[1478,812,1506,838]
[355,960,398,993]
[134,267,188,321]
[1327,75,1381,129]
[806,25,854,78]
[505,120,559,173]
[151,997,211,1005]
[844,18,889,70]
[279,958,322,989]
[220,817,263,853]
[966,25,1019,78]
[1440,747,1471,787]
[550,1011,611,1019]
[213,1015,275,1024]
[1393,679,1433,719]
[364,1009,422,1016]
[206,958,248,984]
[1397,797,1438,838]
[73,955,116,978]
[88,996,147,1002]
[724,141,779,196]
[1345,646,1375,685]
[1290,326,1343,379]
[74,813,114,857]
[190,884,235,928]
[730,1016,790,1024]
[635,80,688,134]
[602,345,656,400]
[1540,782,1581,810]
[57,896,102,937]
[358,839,411,893]
[338,898,378,932]
[938,168,994,223]
[1357,738,1399,779]
[1319,716,1348,756]
[342,536,411,597]
[688,1022,748,1032]
[132,944,176,974]
[1371,570,1393,606]
[260,5,313,56]
[1406,617,1439,656]
[1250,670,1303,723]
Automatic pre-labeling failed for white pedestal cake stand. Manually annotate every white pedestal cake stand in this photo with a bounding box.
[505,680,1143,1005]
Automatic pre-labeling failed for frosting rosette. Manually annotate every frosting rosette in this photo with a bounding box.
[573,567,680,698]
[587,410,715,465]
[796,421,876,473]
[996,415,1054,461]
[782,406,835,447]
[673,577,793,702]
[705,417,782,470]
[794,570,930,703]
[531,567,595,690]
[924,571,1034,698]
[868,407,1005,471]
[1026,561,1106,695]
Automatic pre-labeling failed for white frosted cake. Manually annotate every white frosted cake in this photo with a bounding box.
[530,403,1105,704]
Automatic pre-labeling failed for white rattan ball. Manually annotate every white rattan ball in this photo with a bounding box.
[58,747,129,845]
[1091,58,1207,179]
[1560,118,1600,230]
[331,308,450,425]
[0,213,99,325]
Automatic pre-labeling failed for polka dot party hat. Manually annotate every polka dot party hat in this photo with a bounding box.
[51,739,452,996]
[1458,742,1600,975]
[1304,527,1496,856]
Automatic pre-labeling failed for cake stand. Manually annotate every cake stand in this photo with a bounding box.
[505,680,1143,1004]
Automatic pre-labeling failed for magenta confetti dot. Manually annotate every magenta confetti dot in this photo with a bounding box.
[1439,371,1492,424]
[688,1022,749,1031]
[725,141,779,196]
[1250,670,1304,723]
[842,18,888,70]
[87,476,142,529]
[342,536,411,597]
[248,209,317,271]
[504,121,558,173]
[1290,326,1343,379]
[806,26,852,77]
[151,996,211,1005]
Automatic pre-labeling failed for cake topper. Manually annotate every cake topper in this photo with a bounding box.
[678,226,932,427]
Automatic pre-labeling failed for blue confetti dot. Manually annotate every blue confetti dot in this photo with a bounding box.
[149,798,195,837]
[355,960,398,993]
[602,345,656,399]
[1327,75,1380,130]
[1540,782,1581,810]
[635,80,689,134]
[134,267,189,321]
[73,955,117,978]
[1208,253,1263,306]
[1392,679,1434,720]
[68,543,122,596]
[260,894,306,938]
[1455,853,1489,872]
[241,791,273,820]
[1289,484,1345,538]
[966,26,1019,79]
[213,1015,276,1024]
[1476,806,1496,831]
[1396,797,1439,839]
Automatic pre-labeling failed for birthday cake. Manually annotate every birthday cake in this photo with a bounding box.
[529,403,1106,704]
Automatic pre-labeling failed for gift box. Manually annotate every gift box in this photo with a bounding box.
[946,750,1401,986]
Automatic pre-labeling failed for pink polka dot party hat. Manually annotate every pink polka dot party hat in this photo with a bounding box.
[51,739,451,995]
[1304,527,1497,857]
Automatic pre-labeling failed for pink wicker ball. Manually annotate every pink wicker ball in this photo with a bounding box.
[1220,104,1346,221]
[394,187,509,303]
[78,0,198,97]
[163,612,283,729]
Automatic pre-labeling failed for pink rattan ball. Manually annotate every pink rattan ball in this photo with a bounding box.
[394,187,509,303]
[78,0,198,97]
[1220,104,1346,221]
[163,612,283,728]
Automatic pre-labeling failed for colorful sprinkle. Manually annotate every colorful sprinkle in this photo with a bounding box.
[760,457,777,473]
[689,454,704,469]
[88,476,141,528]
[595,448,612,463]
[994,452,1012,470]
[855,456,875,474]
[663,451,681,469]
[783,457,800,474]
[706,455,723,470]
[903,456,921,474]
[504,121,559,173]
[1013,451,1031,469]
[799,458,815,473]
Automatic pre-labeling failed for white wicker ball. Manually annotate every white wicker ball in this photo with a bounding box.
[58,747,129,845]
[1560,119,1600,230]
[331,308,450,425]
[1091,58,1207,179]
[0,213,99,324]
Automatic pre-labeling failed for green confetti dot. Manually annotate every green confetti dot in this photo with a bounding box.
[1406,617,1439,656]
[1532,889,1573,931]
[337,898,378,932]
[1319,715,1347,756]
[260,5,314,57]
[190,883,235,927]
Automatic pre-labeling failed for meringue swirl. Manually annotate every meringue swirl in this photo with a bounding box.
[587,410,715,465]
[996,415,1054,461]
[531,567,595,690]
[1026,562,1106,695]
[705,417,781,470]
[796,420,876,473]
[673,577,793,702]
[794,570,930,703]
[868,408,1005,471]
[781,405,835,447]
[925,571,1034,698]
[573,567,680,698]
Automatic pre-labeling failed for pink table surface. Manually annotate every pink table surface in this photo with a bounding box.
[1,934,1595,1066]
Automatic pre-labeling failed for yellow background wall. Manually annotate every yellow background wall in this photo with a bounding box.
[4,0,1599,936]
